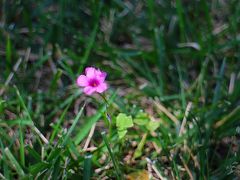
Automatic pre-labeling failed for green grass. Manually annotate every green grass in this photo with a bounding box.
[0,0,240,179]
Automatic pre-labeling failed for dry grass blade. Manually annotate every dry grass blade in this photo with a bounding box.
[0,58,22,96]
[214,106,240,128]
[0,172,6,180]
[180,155,194,180]
[228,73,235,94]
[186,146,200,169]
[153,99,178,125]
[33,126,49,145]
[146,158,167,180]
[179,102,192,136]
[83,123,96,150]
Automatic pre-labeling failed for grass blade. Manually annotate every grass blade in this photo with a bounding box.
[4,147,25,177]
[176,0,185,41]
[0,118,33,126]
[62,103,85,146]
[15,87,49,144]
[154,27,166,95]
[19,122,25,167]
[176,59,186,108]
[83,154,92,180]
[213,58,226,104]
[26,145,42,161]
[49,68,62,95]
[6,35,12,72]
[0,140,10,179]
[50,100,72,144]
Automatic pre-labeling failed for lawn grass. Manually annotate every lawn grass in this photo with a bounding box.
[0,0,240,179]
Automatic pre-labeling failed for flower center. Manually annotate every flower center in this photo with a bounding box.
[89,79,99,87]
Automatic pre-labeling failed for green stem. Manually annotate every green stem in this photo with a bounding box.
[99,93,109,106]
[101,132,121,180]
[99,93,112,134]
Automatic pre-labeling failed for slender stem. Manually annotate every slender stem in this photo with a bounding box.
[99,93,112,133]
[99,93,109,106]
[101,132,121,180]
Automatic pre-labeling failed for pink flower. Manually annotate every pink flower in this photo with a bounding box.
[77,67,108,95]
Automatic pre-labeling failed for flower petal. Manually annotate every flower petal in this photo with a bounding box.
[77,75,88,87]
[96,70,107,82]
[85,67,96,78]
[96,82,108,93]
[83,86,96,95]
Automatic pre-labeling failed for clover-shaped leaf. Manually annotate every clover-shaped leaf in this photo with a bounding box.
[116,113,133,139]
[133,112,149,126]
[146,121,160,132]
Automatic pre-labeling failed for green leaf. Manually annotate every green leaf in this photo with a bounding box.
[146,121,160,132]
[116,113,133,139]
[134,118,148,126]
[133,112,149,126]
[118,129,128,139]
[116,113,133,130]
